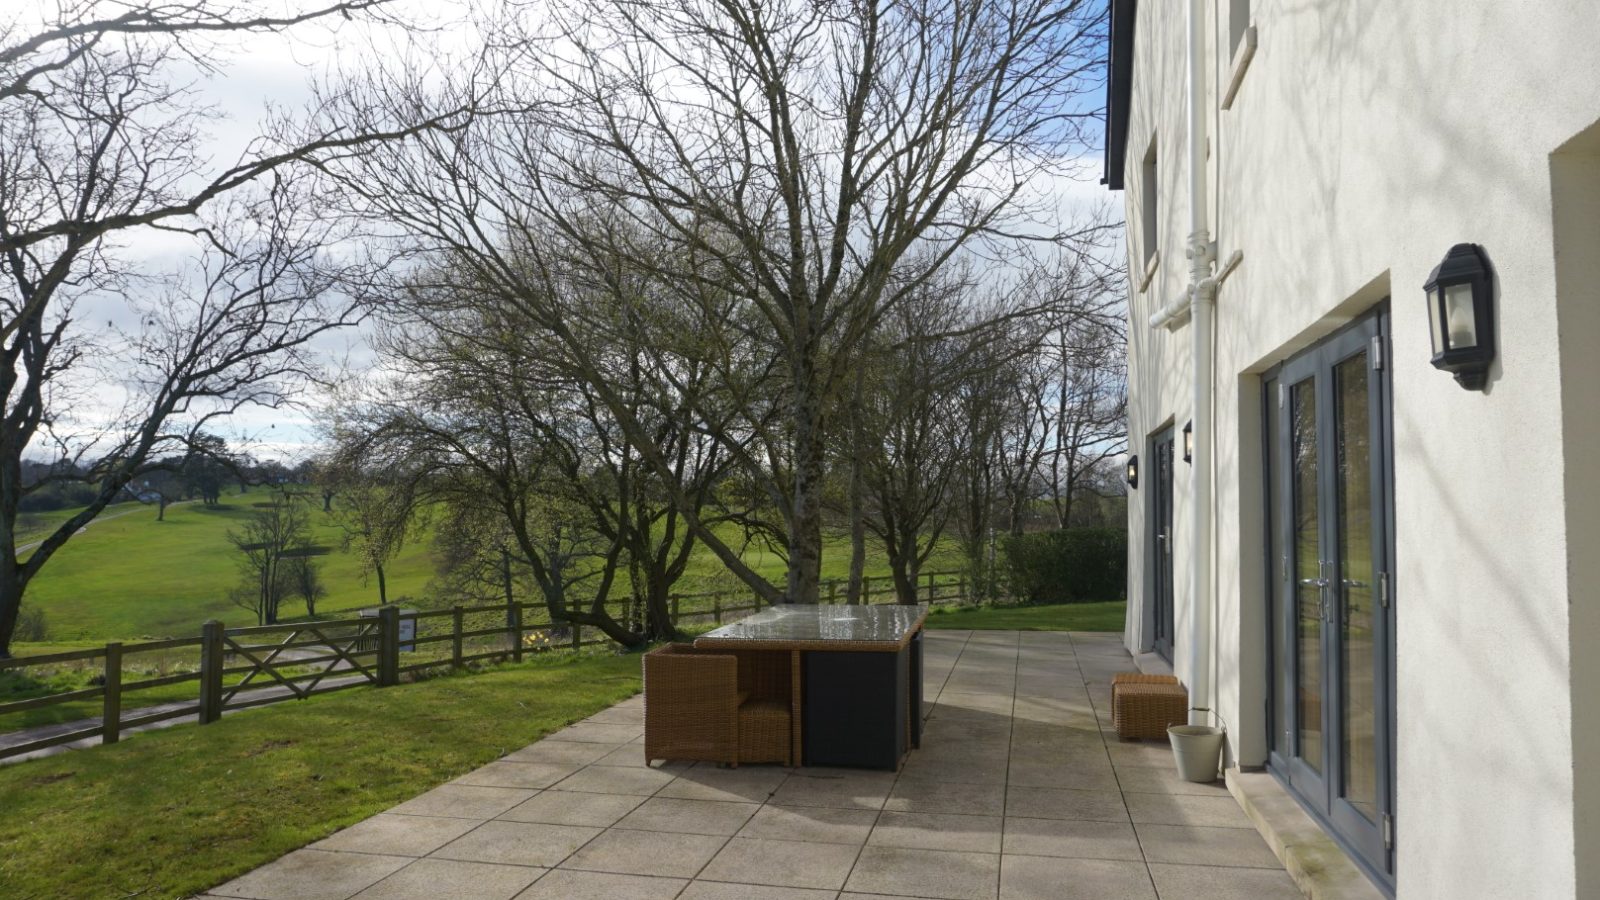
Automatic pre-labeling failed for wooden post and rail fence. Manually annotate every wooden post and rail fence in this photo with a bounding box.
[0,570,973,761]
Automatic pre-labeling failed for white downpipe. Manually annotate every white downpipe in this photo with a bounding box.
[1183,0,1214,729]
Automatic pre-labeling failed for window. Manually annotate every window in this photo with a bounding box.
[1141,138,1158,267]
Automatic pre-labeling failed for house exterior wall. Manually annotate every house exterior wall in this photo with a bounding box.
[1117,2,1600,898]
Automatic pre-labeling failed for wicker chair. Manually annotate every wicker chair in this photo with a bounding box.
[643,644,793,767]
[1111,672,1188,741]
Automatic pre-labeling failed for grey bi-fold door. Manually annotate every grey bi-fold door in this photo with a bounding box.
[1264,306,1395,893]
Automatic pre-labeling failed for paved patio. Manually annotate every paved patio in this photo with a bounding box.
[198,630,1300,900]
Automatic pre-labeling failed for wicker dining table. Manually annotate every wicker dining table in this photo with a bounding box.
[694,603,928,770]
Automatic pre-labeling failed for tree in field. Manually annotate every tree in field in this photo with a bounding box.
[319,0,1111,606]
[0,0,472,657]
[228,489,314,625]
[322,460,422,606]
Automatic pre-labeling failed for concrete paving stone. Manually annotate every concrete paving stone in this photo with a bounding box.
[1001,817,1143,861]
[843,845,1001,900]
[497,790,645,827]
[739,803,880,844]
[998,854,1155,900]
[560,827,728,878]
[614,797,760,836]
[868,811,1004,854]
[678,882,839,900]
[900,751,1009,785]
[211,849,411,900]
[583,705,645,725]
[592,743,691,770]
[1133,823,1283,868]
[1123,792,1255,829]
[390,785,537,820]
[1113,765,1231,797]
[553,764,679,795]
[1004,786,1129,823]
[885,777,1006,816]
[699,836,863,890]
[430,821,602,867]
[1146,862,1303,898]
[769,769,894,810]
[657,764,790,802]
[454,761,579,790]
[1005,759,1121,792]
[314,814,481,857]
[351,859,543,900]
[1105,741,1175,769]
[547,722,643,744]
[503,741,617,766]
[513,869,687,900]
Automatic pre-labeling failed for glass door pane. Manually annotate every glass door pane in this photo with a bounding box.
[1335,355,1379,821]
[1290,378,1323,773]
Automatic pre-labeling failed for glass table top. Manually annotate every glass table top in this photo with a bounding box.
[694,603,929,648]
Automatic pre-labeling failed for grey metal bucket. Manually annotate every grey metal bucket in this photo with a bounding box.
[1168,725,1224,782]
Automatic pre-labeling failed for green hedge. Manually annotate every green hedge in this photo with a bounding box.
[1001,527,1127,604]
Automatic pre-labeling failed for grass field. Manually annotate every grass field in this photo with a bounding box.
[19,493,964,643]
[0,649,642,900]
[925,600,1127,632]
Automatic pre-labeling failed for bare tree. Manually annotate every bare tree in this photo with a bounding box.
[318,0,1110,606]
[228,488,313,625]
[0,0,472,655]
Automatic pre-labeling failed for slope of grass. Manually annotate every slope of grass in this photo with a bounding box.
[925,600,1127,632]
[23,496,439,640]
[20,495,969,642]
[0,649,642,900]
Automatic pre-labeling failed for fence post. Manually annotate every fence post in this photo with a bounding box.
[713,597,722,624]
[827,581,837,605]
[671,594,680,625]
[509,601,523,663]
[861,577,870,604]
[452,605,465,669]
[102,642,122,745]
[925,572,934,603]
[377,606,400,686]
[199,620,225,723]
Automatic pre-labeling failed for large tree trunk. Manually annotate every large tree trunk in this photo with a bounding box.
[787,375,825,605]
[847,368,866,605]
[0,560,21,659]
[376,564,388,606]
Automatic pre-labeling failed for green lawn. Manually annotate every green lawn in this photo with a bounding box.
[926,600,1127,632]
[18,494,966,642]
[0,649,642,900]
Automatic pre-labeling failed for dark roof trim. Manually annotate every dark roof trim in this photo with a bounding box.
[1103,0,1136,190]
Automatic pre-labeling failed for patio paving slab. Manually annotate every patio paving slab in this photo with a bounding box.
[429,820,600,867]
[200,629,1301,900]
[313,814,481,857]
[496,789,644,827]
[513,869,686,899]
[844,845,1001,900]
[212,849,412,900]
[698,836,863,890]
[349,859,541,900]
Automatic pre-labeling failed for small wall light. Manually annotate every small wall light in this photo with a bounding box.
[1424,243,1496,390]
[1182,421,1193,464]
[1126,455,1139,489]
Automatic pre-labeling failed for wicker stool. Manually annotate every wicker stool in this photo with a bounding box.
[1111,673,1188,741]
[737,699,792,766]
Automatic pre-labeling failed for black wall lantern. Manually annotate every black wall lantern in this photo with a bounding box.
[1424,243,1496,390]
[1126,455,1139,489]
[1182,421,1193,464]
